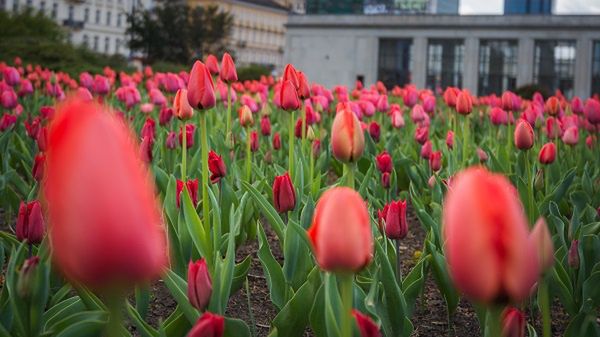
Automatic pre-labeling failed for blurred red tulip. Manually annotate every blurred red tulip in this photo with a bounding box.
[529,218,554,271]
[273,132,281,150]
[490,107,508,126]
[545,117,561,139]
[514,119,534,150]
[45,99,167,289]
[429,151,442,171]
[166,131,177,149]
[179,124,196,149]
[140,135,154,163]
[379,199,407,240]
[297,71,310,99]
[443,167,539,303]
[188,259,212,311]
[375,151,392,174]
[443,87,457,108]
[260,116,271,136]
[188,312,225,337]
[353,310,381,337]
[538,143,556,164]
[561,126,579,146]
[173,89,193,120]
[308,187,373,272]
[188,61,216,110]
[331,108,364,163]
[545,96,560,116]
[502,307,525,337]
[205,55,220,75]
[312,139,321,157]
[159,107,173,126]
[177,179,199,208]
[250,131,259,152]
[381,172,390,189]
[571,96,584,114]
[1,88,18,109]
[501,91,519,112]
[208,151,227,184]
[584,98,600,124]
[368,121,380,143]
[456,91,472,115]
[32,152,45,182]
[238,105,254,127]
[414,126,429,145]
[16,200,45,244]
[446,130,454,149]
[220,53,238,83]
[283,64,299,89]
[420,140,432,159]
[280,80,300,111]
[273,172,296,213]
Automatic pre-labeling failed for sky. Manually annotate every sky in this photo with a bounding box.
[459,0,600,14]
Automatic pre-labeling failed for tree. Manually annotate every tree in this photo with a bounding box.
[127,2,233,64]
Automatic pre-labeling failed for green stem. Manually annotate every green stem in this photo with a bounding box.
[507,122,514,176]
[288,110,295,179]
[105,295,124,337]
[309,148,315,196]
[344,163,355,189]
[246,129,252,182]
[524,150,535,225]
[539,281,551,337]
[226,84,232,139]
[395,239,402,284]
[485,306,502,337]
[462,115,470,168]
[245,278,257,337]
[181,122,187,181]
[200,113,210,226]
[338,274,354,337]
[301,105,307,156]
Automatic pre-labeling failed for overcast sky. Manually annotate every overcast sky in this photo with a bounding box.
[460,0,600,14]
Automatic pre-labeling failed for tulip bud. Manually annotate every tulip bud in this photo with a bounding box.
[273,172,296,213]
[250,131,259,152]
[477,148,488,162]
[16,200,45,244]
[273,132,281,150]
[375,151,392,174]
[238,105,254,127]
[369,121,380,143]
[32,152,45,182]
[308,187,373,272]
[188,312,225,337]
[446,131,454,149]
[429,151,442,172]
[443,87,457,108]
[208,151,227,184]
[514,119,534,150]
[584,98,600,124]
[456,91,472,115]
[36,127,48,152]
[568,239,579,269]
[428,175,437,188]
[17,256,40,298]
[381,172,390,189]
[312,139,321,157]
[173,89,193,120]
[331,108,365,163]
[352,310,381,337]
[177,179,199,208]
[502,307,525,337]
[297,71,310,99]
[187,61,216,110]
[414,126,428,145]
[188,259,212,311]
[380,200,408,240]
[282,64,299,89]
[490,107,509,125]
[502,91,518,112]
[205,54,220,75]
[260,116,271,136]
[538,143,556,165]
[179,124,196,149]
[159,107,173,126]
[140,135,154,163]
[529,218,554,272]
[561,126,578,146]
[220,53,237,83]
[166,131,177,149]
[420,140,432,160]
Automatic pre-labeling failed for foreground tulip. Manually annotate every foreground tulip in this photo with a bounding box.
[308,187,372,272]
[45,99,167,288]
[331,108,365,163]
[16,200,45,244]
[187,61,216,110]
[208,151,226,184]
[353,310,381,337]
[220,53,238,83]
[538,143,556,164]
[272,172,296,213]
[280,80,300,111]
[174,88,193,120]
[502,307,525,337]
[443,167,539,303]
[379,200,408,240]
[188,259,212,311]
[188,312,225,337]
[514,119,534,150]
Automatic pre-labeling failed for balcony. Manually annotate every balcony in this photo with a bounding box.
[62,19,85,30]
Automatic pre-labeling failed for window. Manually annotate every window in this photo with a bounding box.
[378,38,413,88]
[426,39,464,91]
[93,35,99,51]
[104,37,110,53]
[592,41,600,96]
[51,2,58,19]
[12,0,18,12]
[117,13,122,27]
[106,11,111,25]
[26,0,32,7]
[115,38,121,53]
[83,34,89,48]
[95,9,100,24]
[68,5,74,21]
[534,40,576,97]
[40,1,45,13]
[478,40,518,95]
[84,8,89,22]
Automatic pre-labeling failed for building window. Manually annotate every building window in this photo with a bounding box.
[68,5,74,21]
[104,37,110,53]
[106,11,111,25]
[84,8,89,22]
[426,39,464,91]
[51,2,58,19]
[115,38,121,53]
[93,35,99,51]
[592,41,600,96]
[26,0,32,7]
[117,13,122,27]
[378,38,413,88]
[95,9,100,24]
[83,34,89,48]
[534,40,576,97]
[478,40,518,95]
[12,0,18,12]
[40,1,46,13]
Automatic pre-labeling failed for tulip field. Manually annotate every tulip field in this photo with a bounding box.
[0,55,600,337]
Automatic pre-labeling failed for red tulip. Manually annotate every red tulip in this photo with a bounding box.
[414,126,429,145]
[429,151,442,171]
[443,87,457,108]
[36,127,48,152]
[140,135,154,164]
[381,172,390,189]
[446,131,454,149]
[208,151,226,184]
[443,167,539,303]
[1,88,18,109]
[477,148,488,162]
[571,96,584,114]
[16,200,45,244]
[188,312,225,337]
[179,124,196,149]
[331,108,364,163]
[282,64,299,89]
[166,131,177,149]
[501,91,519,112]
[297,71,310,99]
[375,151,392,174]
[173,88,193,120]
[538,143,556,165]
[188,259,212,311]
[312,139,321,157]
[220,53,237,83]
[159,107,173,126]
[250,131,259,152]
[44,99,168,288]
[187,61,216,110]
[280,80,300,111]
[561,126,579,146]
[529,218,554,271]
[260,116,271,136]
[379,199,407,240]
[490,107,508,126]
[514,119,534,150]
[177,179,199,208]
[456,91,472,115]
[568,239,579,269]
[420,140,432,160]
[352,310,381,337]
[32,152,45,182]
[368,121,380,143]
[273,172,296,213]
[238,105,254,127]
[502,307,525,337]
[273,132,281,150]
[308,187,373,272]
[205,55,220,75]
[584,98,600,124]
[545,96,560,116]
[545,117,561,139]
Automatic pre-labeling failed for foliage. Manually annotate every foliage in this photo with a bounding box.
[237,64,272,82]
[516,83,551,100]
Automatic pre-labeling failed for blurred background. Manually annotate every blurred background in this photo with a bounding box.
[1,0,599,98]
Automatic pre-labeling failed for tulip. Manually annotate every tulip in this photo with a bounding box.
[173,89,193,120]
[414,126,428,145]
[375,151,392,174]
[0,113,17,131]
[188,312,225,337]
[584,98,600,124]
[514,119,534,150]
[456,91,472,115]
[561,126,578,146]
[308,187,373,272]
[429,151,442,171]
[403,89,418,108]
[177,179,199,208]
[381,172,390,189]
[37,127,48,152]
[188,259,212,311]
[443,87,457,108]
[490,107,508,126]
[380,200,408,240]
[331,108,365,163]
[529,218,554,271]
[273,172,296,213]
[140,135,154,163]
[16,200,45,244]
[390,110,405,128]
[208,151,226,184]
[477,148,488,162]
[545,96,560,116]
[219,53,237,83]
[586,135,595,149]
[273,132,281,150]
[250,131,259,152]
[179,124,195,149]
[159,107,173,126]
[353,310,381,337]
[571,97,584,114]
[17,256,39,298]
[420,140,432,160]
[297,71,310,99]
[32,152,45,182]
[24,117,41,139]
[501,91,518,112]
[312,139,321,157]
[423,95,436,113]
[187,61,216,110]
[3,66,20,86]
[205,55,219,75]
[368,121,380,143]
[568,240,579,269]
[538,143,556,165]
[44,99,168,288]
[443,167,539,303]
[280,80,300,111]
[260,116,271,136]
[282,64,299,89]
[238,105,254,127]
[446,131,454,149]
[545,117,561,139]
[502,307,525,337]
[1,88,18,109]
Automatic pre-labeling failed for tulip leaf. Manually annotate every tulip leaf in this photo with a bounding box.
[357,165,374,197]
[126,302,158,337]
[323,273,343,337]
[48,284,73,309]
[426,239,459,318]
[163,269,200,324]
[283,218,312,290]
[402,254,429,316]
[43,297,85,331]
[241,181,285,244]
[161,307,191,337]
[181,186,211,263]
[563,303,600,337]
[6,243,31,337]
[53,319,106,337]
[257,222,290,310]
[46,311,108,335]
[582,270,600,307]
[0,323,10,337]
[224,317,251,337]
[230,255,252,295]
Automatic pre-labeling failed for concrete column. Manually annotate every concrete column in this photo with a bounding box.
[463,37,479,93]
[517,37,535,87]
[574,38,593,98]
[412,36,427,89]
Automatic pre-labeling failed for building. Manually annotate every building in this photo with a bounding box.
[504,0,553,15]
[1,0,151,56]
[285,15,600,98]
[305,0,459,15]
[189,0,289,71]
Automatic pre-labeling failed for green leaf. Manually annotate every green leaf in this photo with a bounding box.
[126,302,158,337]
[223,317,251,337]
[241,181,285,243]
[256,222,290,310]
[283,218,311,290]
[230,256,252,295]
[53,319,106,337]
[162,269,200,324]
